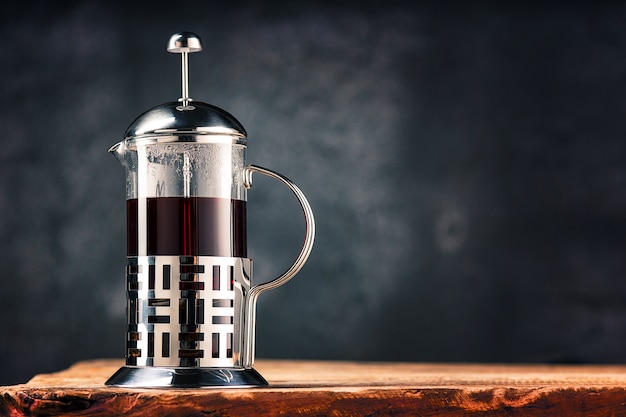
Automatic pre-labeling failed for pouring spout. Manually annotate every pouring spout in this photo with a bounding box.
[108,141,126,164]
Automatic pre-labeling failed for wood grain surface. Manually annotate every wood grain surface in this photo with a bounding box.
[2,359,626,416]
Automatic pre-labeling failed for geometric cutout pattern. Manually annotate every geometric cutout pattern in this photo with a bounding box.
[125,255,252,368]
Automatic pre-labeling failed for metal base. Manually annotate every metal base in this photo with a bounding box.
[105,366,268,388]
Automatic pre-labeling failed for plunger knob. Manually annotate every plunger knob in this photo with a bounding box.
[167,32,203,109]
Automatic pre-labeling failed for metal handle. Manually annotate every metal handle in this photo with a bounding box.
[244,164,315,296]
[242,164,315,366]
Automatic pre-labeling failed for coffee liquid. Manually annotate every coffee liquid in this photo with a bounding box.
[127,197,247,257]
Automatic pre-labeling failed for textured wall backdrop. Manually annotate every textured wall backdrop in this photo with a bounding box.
[1,1,626,384]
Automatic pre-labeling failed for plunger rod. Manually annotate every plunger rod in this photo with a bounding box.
[167,32,203,108]
[181,51,189,107]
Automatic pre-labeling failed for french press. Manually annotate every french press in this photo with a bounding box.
[105,32,315,388]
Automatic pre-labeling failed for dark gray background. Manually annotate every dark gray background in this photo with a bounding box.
[2,1,626,385]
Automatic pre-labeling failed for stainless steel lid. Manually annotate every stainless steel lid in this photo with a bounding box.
[122,32,247,146]
[124,101,247,144]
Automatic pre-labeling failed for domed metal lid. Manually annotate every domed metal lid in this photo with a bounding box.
[122,32,247,146]
[124,101,247,144]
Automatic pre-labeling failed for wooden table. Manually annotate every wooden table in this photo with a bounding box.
[2,359,626,415]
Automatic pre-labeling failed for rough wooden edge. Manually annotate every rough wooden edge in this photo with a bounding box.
[3,360,626,416]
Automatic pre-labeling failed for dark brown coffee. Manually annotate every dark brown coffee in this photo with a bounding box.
[127,197,247,257]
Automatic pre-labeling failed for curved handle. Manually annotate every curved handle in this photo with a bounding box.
[242,164,315,367]
[243,164,316,298]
